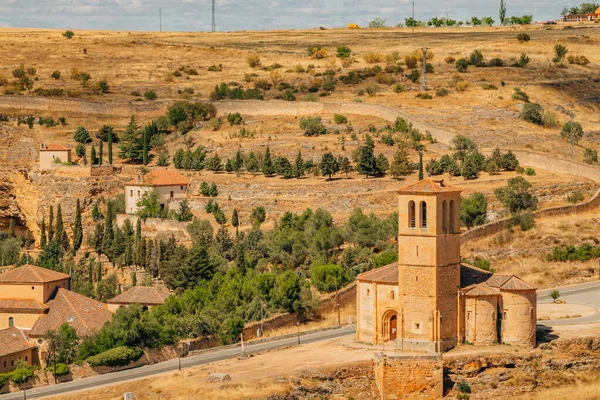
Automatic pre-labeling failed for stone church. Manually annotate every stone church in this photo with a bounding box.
[356,178,537,352]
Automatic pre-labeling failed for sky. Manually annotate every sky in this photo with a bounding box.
[0,0,586,32]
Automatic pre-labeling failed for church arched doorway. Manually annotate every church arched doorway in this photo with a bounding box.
[382,310,398,342]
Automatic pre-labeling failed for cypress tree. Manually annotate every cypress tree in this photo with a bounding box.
[55,204,64,242]
[96,260,102,283]
[102,202,114,257]
[418,151,424,180]
[142,129,149,166]
[295,150,305,178]
[107,132,113,165]
[48,206,54,242]
[91,145,97,165]
[231,209,239,231]
[88,257,93,285]
[73,199,83,254]
[99,140,103,166]
[131,271,137,287]
[145,239,152,270]
[7,219,15,238]
[40,217,47,248]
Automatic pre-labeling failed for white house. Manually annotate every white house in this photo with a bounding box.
[39,143,71,170]
[125,169,190,215]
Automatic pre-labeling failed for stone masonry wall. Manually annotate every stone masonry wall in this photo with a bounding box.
[374,352,443,400]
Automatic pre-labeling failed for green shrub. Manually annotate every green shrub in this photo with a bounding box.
[584,148,598,164]
[375,73,395,85]
[525,168,535,176]
[521,103,543,125]
[10,361,35,384]
[299,116,327,136]
[436,88,449,97]
[47,363,70,376]
[512,88,529,102]
[98,80,110,94]
[208,64,223,72]
[336,46,352,58]
[547,243,600,262]
[468,50,484,66]
[407,69,420,83]
[51,70,61,80]
[246,54,261,68]
[456,58,468,72]
[567,55,590,66]
[445,56,456,64]
[0,374,8,388]
[517,33,531,42]
[365,83,380,96]
[63,30,74,39]
[457,380,471,393]
[566,191,584,204]
[404,55,418,69]
[227,112,243,126]
[416,93,433,99]
[333,114,348,124]
[487,58,504,67]
[86,346,143,367]
[481,83,498,90]
[550,290,560,301]
[511,210,535,231]
[209,117,222,131]
[143,90,157,100]
[394,84,405,93]
[542,111,560,128]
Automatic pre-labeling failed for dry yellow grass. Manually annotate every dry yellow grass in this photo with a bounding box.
[515,375,600,400]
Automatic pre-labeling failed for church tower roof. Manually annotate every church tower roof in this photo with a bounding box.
[397,178,462,194]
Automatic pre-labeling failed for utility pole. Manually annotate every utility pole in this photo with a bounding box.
[159,8,162,32]
[335,277,340,326]
[421,47,429,91]
[212,0,216,32]
[412,2,415,34]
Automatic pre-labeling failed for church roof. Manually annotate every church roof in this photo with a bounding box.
[0,264,70,284]
[357,263,535,291]
[463,282,500,297]
[397,178,462,194]
[40,143,71,152]
[29,289,112,338]
[107,286,171,305]
[356,262,398,284]
[125,169,190,187]
[0,298,48,313]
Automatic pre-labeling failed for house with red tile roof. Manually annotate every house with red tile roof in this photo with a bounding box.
[39,143,71,170]
[106,286,171,312]
[124,169,190,215]
[0,265,112,339]
[0,327,36,373]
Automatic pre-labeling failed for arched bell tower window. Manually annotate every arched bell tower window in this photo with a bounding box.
[420,201,427,228]
[408,201,416,228]
[8,317,14,327]
[449,200,455,233]
[442,200,448,233]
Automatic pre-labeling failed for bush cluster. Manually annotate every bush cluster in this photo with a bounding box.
[85,346,144,367]
[546,243,600,262]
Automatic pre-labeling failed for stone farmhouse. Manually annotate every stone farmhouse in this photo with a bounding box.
[39,143,71,171]
[356,179,536,352]
[106,285,171,312]
[125,169,190,215]
[0,265,113,370]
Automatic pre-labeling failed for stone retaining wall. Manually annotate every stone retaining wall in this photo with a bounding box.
[374,352,443,400]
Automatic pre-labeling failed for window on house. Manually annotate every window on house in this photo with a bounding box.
[442,200,448,233]
[414,323,420,330]
[390,291,395,300]
[503,310,507,320]
[137,190,141,197]
[449,200,455,232]
[3,361,5,368]
[8,317,14,327]
[25,356,28,362]
[366,289,370,297]
[130,190,133,196]
[408,201,416,228]
[420,201,427,228]
[180,186,183,190]
[11,360,14,366]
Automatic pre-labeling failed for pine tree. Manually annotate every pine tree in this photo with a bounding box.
[319,152,339,180]
[118,116,142,163]
[98,140,103,166]
[107,132,113,164]
[73,199,83,254]
[357,139,377,178]
[40,217,47,248]
[262,147,275,176]
[234,148,244,172]
[90,145,97,165]
[185,245,213,287]
[390,149,412,179]
[338,155,352,178]
[418,151,424,180]
[48,206,54,242]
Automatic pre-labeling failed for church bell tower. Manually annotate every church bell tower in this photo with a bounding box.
[396,178,462,352]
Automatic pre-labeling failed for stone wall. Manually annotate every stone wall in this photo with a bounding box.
[115,214,191,242]
[374,352,443,400]
[90,165,122,177]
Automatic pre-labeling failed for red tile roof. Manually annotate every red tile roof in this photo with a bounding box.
[357,263,398,284]
[0,265,70,284]
[463,282,501,297]
[0,298,48,313]
[397,178,462,194]
[125,169,190,187]
[29,289,112,338]
[0,328,35,357]
[40,143,71,151]
[107,286,171,305]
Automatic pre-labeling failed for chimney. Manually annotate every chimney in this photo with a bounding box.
[137,172,143,184]
[40,143,46,149]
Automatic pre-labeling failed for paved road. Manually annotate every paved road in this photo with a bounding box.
[538,281,600,325]
[0,326,355,400]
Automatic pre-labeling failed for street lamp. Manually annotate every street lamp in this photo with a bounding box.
[296,322,300,345]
